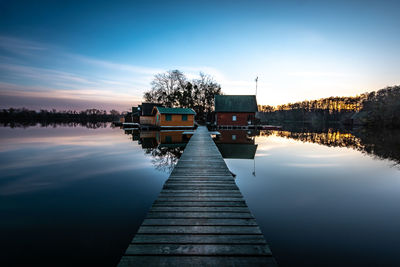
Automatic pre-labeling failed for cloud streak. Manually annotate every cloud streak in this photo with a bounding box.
[0,36,236,111]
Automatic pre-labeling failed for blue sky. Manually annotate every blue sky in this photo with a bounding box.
[0,0,399,111]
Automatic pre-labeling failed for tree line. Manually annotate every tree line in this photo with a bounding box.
[143,70,222,121]
[258,86,400,128]
[0,108,121,127]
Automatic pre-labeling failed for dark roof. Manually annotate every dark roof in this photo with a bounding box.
[216,143,258,159]
[215,95,258,112]
[156,107,196,115]
[139,103,163,116]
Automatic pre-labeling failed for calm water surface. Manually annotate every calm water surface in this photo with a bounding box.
[1,125,400,266]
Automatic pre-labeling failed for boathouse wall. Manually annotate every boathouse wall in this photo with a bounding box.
[216,112,255,126]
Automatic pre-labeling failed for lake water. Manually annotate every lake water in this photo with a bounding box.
[1,124,399,266]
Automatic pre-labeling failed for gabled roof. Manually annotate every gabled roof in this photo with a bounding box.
[139,103,163,116]
[215,95,258,112]
[155,107,196,115]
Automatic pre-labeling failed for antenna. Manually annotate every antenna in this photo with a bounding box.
[252,156,256,177]
[255,76,258,96]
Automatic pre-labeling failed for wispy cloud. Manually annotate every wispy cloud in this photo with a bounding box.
[0,36,233,110]
[0,63,96,86]
[70,54,164,75]
[0,36,48,53]
[0,36,162,110]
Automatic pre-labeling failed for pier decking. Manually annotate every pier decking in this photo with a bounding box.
[118,126,277,266]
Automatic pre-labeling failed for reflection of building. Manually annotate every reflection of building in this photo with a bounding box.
[214,130,258,159]
[137,130,191,149]
[152,107,196,128]
[135,130,191,173]
[157,131,190,148]
[215,95,258,127]
[138,131,158,148]
[124,129,140,140]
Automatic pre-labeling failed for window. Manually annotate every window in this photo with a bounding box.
[165,114,172,121]
[232,115,237,121]
[232,134,236,140]
[182,114,188,121]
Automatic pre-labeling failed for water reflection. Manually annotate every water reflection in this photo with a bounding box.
[267,128,400,166]
[0,125,169,267]
[214,130,258,159]
[124,129,191,172]
[223,127,400,266]
[1,124,400,266]
[2,122,111,129]
[212,127,400,166]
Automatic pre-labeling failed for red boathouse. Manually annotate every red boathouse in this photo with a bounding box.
[214,95,258,127]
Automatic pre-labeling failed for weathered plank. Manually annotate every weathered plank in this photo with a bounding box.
[118,256,277,267]
[162,186,239,190]
[152,201,247,207]
[156,193,244,198]
[148,206,250,212]
[137,225,263,234]
[160,189,241,194]
[132,234,267,244]
[166,179,236,183]
[142,218,258,226]
[156,197,245,202]
[146,212,254,219]
[125,243,272,255]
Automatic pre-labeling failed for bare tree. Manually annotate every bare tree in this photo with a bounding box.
[143,70,222,121]
[147,70,186,107]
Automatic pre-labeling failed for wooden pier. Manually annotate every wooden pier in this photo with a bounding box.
[118,126,277,266]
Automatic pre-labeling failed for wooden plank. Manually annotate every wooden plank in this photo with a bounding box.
[146,212,254,219]
[168,175,233,178]
[156,197,245,202]
[149,206,250,212]
[163,185,239,190]
[125,243,272,256]
[164,183,236,187]
[152,201,246,207]
[132,234,267,244]
[165,181,235,184]
[142,218,258,226]
[160,189,242,194]
[118,256,277,267]
[137,225,262,234]
[157,195,243,198]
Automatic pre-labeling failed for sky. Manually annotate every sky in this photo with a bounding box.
[0,0,399,111]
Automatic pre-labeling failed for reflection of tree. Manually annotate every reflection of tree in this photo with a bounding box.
[1,121,110,129]
[275,130,362,149]
[144,146,185,173]
[264,128,400,166]
[0,108,120,127]
[354,129,400,166]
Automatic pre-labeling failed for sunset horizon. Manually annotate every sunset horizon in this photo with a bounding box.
[1,0,399,112]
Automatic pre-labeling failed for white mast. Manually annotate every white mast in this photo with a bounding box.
[255,76,258,96]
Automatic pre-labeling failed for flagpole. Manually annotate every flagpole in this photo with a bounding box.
[255,76,258,96]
